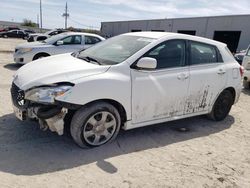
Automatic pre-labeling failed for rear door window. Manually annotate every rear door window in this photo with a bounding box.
[85,36,101,45]
[190,41,221,65]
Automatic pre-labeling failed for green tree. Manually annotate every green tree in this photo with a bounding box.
[21,19,37,27]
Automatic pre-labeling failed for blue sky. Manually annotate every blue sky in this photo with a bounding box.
[0,0,250,29]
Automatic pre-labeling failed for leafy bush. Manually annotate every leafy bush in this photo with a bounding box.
[21,19,37,27]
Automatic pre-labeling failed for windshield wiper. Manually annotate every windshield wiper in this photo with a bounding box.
[78,56,101,65]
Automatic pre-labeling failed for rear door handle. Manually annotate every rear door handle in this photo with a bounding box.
[217,69,226,75]
[177,73,189,80]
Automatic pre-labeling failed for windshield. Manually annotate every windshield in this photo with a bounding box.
[77,35,155,65]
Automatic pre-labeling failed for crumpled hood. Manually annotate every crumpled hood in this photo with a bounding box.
[15,41,48,49]
[13,53,110,90]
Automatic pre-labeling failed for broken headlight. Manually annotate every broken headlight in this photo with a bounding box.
[25,85,72,103]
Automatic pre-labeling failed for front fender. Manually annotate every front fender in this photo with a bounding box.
[56,63,132,120]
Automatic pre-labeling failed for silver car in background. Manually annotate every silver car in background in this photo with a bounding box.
[14,32,105,64]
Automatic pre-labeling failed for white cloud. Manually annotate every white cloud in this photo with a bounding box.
[87,0,250,19]
[1,0,250,29]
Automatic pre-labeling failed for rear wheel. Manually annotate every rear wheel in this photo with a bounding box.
[70,102,121,148]
[3,34,7,38]
[207,90,234,121]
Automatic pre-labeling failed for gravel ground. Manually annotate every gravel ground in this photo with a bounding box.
[0,38,250,188]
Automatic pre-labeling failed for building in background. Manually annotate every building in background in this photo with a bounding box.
[101,14,250,52]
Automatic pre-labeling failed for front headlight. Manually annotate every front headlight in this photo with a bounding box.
[25,85,72,103]
[19,48,33,54]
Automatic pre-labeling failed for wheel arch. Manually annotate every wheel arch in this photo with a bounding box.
[224,87,236,103]
[61,98,128,124]
[33,52,50,60]
[209,86,237,114]
[85,99,128,124]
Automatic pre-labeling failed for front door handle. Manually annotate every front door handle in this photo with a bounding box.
[217,69,226,75]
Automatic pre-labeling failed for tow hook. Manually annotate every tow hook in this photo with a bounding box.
[40,108,68,135]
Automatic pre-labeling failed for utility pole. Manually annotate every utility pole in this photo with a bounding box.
[40,0,43,30]
[62,2,69,29]
[37,14,39,28]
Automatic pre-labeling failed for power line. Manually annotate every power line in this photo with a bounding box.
[68,17,100,29]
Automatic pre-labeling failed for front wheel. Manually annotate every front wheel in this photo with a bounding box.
[70,102,121,148]
[207,90,234,121]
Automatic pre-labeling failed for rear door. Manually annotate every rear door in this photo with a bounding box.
[185,41,227,114]
[17,31,25,38]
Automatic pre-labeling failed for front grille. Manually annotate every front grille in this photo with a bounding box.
[11,83,28,109]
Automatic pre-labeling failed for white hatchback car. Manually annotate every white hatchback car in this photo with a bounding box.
[11,32,242,148]
[242,46,250,88]
[14,32,105,64]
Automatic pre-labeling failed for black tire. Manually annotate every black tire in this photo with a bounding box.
[207,90,234,121]
[33,53,50,60]
[70,102,121,148]
[3,34,8,38]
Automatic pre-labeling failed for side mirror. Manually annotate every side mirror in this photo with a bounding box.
[56,40,64,46]
[136,57,157,70]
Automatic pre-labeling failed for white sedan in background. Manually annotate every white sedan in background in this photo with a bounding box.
[14,32,105,64]
[242,45,250,88]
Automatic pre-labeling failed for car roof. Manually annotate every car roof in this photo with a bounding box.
[124,32,226,47]
[61,32,103,38]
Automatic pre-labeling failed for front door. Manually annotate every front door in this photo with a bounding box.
[185,41,228,114]
[131,39,190,124]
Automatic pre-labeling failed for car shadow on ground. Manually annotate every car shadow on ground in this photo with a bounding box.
[3,63,22,71]
[0,113,234,176]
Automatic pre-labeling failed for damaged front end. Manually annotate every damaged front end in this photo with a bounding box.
[11,82,74,135]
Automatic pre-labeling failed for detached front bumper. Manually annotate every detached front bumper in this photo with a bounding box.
[10,83,68,135]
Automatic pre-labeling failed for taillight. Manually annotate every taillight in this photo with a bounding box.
[240,66,244,77]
